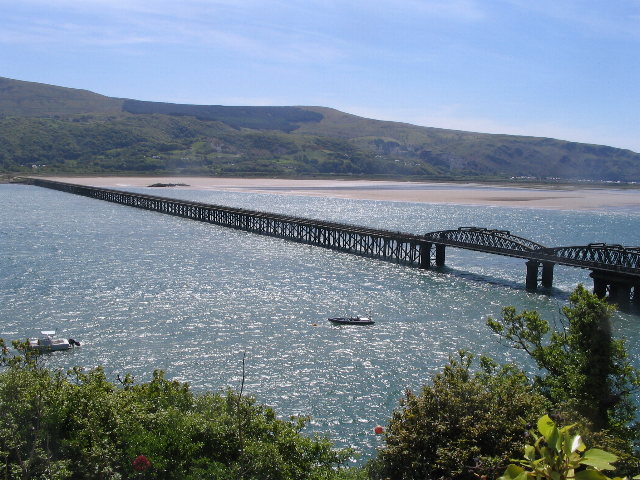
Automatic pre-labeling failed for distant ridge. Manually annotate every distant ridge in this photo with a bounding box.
[122,99,322,132]
[0,77,123,116]
[0,76,638,181]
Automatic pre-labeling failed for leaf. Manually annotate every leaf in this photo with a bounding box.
[499,464,528,480]
[537,415,555,439]
[575,469,609,480]
[564,434,584,455]
[571,435,585,453]
[547,427,561,453]
[524,444,536,461]
[580,449,618,471]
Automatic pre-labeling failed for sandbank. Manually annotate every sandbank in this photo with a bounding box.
[41,176,640,211]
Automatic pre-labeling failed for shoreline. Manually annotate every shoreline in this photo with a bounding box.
[37,176,640,211]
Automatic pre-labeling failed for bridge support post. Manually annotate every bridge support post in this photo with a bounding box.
[419,242,432,269]
[610,284,632,310]
[526,260,539,290]
[541,262,554,288]
[590,269,640,311]
[592,276,608,298]
[435,244,446,267]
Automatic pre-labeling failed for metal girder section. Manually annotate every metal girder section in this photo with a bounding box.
[424,227,545,252]
[538,243,640,271]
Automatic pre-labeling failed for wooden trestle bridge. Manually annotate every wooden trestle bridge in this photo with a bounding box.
[26,178,640,308]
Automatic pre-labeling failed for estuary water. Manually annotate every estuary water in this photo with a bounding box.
[1,183,639,463]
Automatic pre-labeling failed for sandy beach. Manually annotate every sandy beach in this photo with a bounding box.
[41,176,640,211]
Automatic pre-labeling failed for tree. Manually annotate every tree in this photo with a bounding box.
[368,351,548,480]
[487,285,640,438]
[0,342,362,479]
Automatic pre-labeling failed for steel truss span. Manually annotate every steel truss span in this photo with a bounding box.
[424,227,545,255]
[538,244,640,272]
[26,178,430,268]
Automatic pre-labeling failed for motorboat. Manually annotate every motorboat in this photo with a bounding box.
[27,331,80,352]
[328,316,374,325]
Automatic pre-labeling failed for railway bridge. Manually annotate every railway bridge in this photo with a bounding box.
[25,178,640,309]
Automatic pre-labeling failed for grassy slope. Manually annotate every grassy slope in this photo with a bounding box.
[1,77,639,180]
[0,77,123,116]
[296,107,640,180]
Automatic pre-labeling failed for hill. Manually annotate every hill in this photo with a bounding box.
[0,77,123,116]
[1,76,638,181]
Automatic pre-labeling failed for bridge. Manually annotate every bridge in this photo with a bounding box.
[25,178,640,309]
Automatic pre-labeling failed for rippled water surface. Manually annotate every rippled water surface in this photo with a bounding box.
[1,183,639,462]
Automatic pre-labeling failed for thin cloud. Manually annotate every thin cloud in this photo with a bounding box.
[0,0,348,63]
[0,16,158,48]
[392,0,486,21]
[341,0,486,22]
[123,13,347,64]
[503,0,640,39]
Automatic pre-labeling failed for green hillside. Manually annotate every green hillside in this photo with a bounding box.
[0,77,123,116]
[122,100,323,132]
[1,76,638,181]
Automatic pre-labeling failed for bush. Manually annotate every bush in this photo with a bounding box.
[368,351,548,480]
[0,343,357,479]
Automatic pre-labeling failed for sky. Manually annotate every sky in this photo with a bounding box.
[1,0,639,152]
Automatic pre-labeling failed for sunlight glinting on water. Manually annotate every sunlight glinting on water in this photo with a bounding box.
[1,184,639,462]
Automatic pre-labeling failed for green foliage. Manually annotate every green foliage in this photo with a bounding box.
[487,285,640,437]
[0,347,357,479]
[368,351,549,480]
[370,288,639,480]
[499,414,639,480]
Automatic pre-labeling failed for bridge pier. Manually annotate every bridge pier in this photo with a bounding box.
[611,284,632,308]
[593,276,608,298]
[525,260,554,290]
[419,242,432,269]
[435,244,446,267]
[526,260,539,290]
[541,262,554,288]
[418,243,446,269]
[590,269,640,310]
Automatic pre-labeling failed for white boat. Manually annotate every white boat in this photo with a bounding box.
[27,331,80,352]
[328,316,375,325]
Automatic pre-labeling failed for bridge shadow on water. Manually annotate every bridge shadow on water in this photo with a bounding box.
[427,264,570,300]
[425,265,640,315]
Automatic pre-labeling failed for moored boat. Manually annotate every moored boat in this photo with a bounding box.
[27,331,80,352]
[328,316,374,325]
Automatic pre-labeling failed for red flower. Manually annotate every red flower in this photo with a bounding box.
[132,455,151,472]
